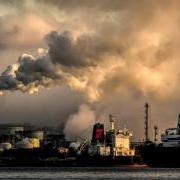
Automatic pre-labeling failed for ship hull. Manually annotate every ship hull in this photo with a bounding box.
[139,144,180,167]
[0,148,135,167]
[76,155,134,167]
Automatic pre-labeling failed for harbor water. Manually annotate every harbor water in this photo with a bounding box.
[0,167,180,179]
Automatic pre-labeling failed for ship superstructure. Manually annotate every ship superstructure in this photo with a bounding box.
[161,115,180,147]
[88,115,135,157]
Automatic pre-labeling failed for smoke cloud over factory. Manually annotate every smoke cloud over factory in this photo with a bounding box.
[0,0,180,140]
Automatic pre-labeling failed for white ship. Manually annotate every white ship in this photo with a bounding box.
[161,115,180,147]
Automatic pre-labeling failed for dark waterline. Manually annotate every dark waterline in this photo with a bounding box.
[0,167,180,179]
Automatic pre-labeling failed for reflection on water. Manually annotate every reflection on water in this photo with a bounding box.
[0,167,179,179]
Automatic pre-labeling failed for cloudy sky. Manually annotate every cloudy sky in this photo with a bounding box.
[0,0,180,140]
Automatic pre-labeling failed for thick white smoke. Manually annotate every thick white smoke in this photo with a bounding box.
[0,28,178,103]
[63,104,95,141]
[1,0,180,140]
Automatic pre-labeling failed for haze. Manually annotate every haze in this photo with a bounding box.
[0,0,180,140]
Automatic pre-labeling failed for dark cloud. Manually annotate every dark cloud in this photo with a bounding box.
[17,55,58,85]
[0,0,180,140]
[46,31,119,67]
[46,31,86,67]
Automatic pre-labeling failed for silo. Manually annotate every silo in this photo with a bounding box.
[0,142,12,150]
[16,139,33,149]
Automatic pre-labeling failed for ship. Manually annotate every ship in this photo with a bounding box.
[139,112,180,167]
[76,115,136,166]
[0,115,136,167]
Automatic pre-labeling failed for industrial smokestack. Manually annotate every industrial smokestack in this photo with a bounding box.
[144,102,149,142]
[91,123,105,144]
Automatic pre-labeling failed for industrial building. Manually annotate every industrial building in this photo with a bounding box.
[0,123,67,152]
[0,124,43,150]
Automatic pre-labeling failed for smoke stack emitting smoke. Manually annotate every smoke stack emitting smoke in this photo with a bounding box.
[1,0,180,140]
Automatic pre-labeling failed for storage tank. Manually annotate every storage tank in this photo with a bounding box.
[92,123,104,144]
[28,138,40,148]
[24,130,44,140]
[15,138,33,149]
[0,143,12,150]
[0,125,24,135]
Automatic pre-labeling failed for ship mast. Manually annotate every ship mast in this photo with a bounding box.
[177,114,180,134]
[144,103,149,142]
[154,126,158,143]
[109,114,115,132]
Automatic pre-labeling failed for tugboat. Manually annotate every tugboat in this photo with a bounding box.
[76,115,135,166]
[139,113,180,167]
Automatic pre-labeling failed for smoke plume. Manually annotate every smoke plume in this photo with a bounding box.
[64,104,95,141]
[1,0,180,140]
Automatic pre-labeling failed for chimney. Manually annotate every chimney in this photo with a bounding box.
[144,103,149,142]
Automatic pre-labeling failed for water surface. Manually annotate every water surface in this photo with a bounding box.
[0,167,179,179]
